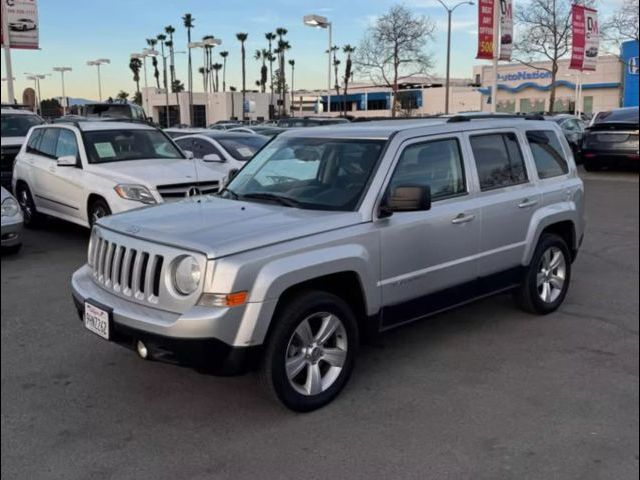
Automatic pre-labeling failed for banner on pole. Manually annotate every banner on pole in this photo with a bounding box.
[570,4,598,71]
[499,0,513,61]
[1,0,39,50]
[476,0,495,60]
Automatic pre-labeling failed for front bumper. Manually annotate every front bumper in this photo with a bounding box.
[71,265,270,374]
[1,217,23,247]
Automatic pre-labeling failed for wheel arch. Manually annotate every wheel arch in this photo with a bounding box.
[523,209,578,265]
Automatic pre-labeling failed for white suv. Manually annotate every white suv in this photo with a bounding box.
[12,121,231,228]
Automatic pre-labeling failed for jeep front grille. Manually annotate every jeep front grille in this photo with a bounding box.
[156,180,219,200]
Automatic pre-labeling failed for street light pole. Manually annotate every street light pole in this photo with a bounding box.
[53,67,72,114]
[87,59,110,101]
[303,14,333,115]
[1,1,16,104]
[24,73,49,115]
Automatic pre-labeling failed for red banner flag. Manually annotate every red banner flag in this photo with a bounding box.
[570,5,599,71]
[476,0,495,60]
[570,4,586,70]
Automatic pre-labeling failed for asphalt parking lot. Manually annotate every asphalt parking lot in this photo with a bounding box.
[1,168,638,480]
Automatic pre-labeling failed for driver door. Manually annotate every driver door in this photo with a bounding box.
[378,135,481,328]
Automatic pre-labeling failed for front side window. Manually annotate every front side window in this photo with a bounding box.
[38,128,60,158]
[389,138,466,202]
[470,132,528,191]
[0,113,44,138]
[26,128,44,152]
[225,137,385,211]
[55,129,79,158]
[526,130,569,179]
[83,129,184,164]
[192,139,219,157]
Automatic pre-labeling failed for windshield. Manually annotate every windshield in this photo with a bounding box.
[83,129,184,164]
[217,136,269,161]
[1,114,44,138]
[224,137,386,211]
[84,104,131,119]
[594,108,639,124]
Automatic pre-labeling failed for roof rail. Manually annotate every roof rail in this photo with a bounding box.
[446,113,545,123]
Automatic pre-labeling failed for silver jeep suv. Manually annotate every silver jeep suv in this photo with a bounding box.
[71,117,585,411]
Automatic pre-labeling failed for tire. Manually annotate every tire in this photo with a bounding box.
[88,198,111,227]
[516,233,572,315]
[2,243,22,255]
[260,290,359,412]
[16,183,43,228]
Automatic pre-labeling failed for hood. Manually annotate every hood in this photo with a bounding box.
[88,158,229,187]
[98,197,364,259]
[1,137,25,148]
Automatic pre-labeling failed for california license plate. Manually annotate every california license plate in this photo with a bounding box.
[84,301,111,340]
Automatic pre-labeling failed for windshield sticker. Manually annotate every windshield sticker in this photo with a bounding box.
[94,142,116,158]
[237,147,254,158]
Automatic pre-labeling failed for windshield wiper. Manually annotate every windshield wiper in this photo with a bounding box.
[220,187,239,199]
[240,192,302,208]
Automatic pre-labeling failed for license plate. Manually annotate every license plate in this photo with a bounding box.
[84,301,111,340]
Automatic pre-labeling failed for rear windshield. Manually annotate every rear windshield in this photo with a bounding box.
[84,104,132,119]
[1,113,44,137]
[217,136,269,161]
[594,108,639,124]
[83,129,184,164]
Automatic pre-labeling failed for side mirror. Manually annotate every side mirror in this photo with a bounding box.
[183,150,195,159]
[57,155,78,167]
[203,153,223,162]
[380,185,431,218]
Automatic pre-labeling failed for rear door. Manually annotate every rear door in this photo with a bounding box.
[30,127,61,212]
[466,130,541,284]
[45,128,85,218]
[378,134,481,326]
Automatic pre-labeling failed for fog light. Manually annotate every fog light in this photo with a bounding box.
[136,340,149,359]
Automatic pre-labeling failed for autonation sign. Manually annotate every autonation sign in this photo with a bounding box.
[497,71,552,82]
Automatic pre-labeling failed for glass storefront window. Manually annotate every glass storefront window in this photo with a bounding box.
[583,96,593,114]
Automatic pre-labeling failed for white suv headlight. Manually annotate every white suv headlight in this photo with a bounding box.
[1,197,19,217]
[173,256,202,295]
[114,184,157,204]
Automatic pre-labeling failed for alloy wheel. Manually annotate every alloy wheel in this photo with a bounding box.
[537,246,566,303]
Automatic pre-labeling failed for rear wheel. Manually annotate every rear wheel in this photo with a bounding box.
[516,234,572,315]
[88,198,111,227]
[16,183,43,228]
[2,244,22,255]
[260,290,358,412]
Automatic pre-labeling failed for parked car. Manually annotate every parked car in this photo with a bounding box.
[71,117,584,411]
[276,117,350,128]
[582,106,639,171]
[9,18,37,31]
[545,114,586,163]
[227,126,287,138]
[1,187,23,254]
[81,103,148,121]
[13,121,229,229]
[172,131,269,166]
[207,122,242,131]
[1,108,45,189]
[164,127,208,139]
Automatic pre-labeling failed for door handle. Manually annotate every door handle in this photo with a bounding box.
[518,199,538,209]
[451,213,476,224]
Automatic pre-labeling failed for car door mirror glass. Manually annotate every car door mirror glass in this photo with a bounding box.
[57,155,77,167]
[381,185,432,216]
[183,150,194,159]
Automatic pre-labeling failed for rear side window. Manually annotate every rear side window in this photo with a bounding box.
[470,133,527,191]
[390,138,466,201]
[38,128,60,158]
[526,130,569,179]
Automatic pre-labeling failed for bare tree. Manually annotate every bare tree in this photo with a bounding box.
[602,0,639,45]
[513,0,592,113]
[354,5,435,117]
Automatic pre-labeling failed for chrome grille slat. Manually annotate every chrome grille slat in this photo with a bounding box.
[131,250,144,299]
[112,246,124,291]
[104,243,116,287]
[120,248,134,295]
[145,255,159,300]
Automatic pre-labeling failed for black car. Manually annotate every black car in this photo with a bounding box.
[544,114,586,163]
[582,107,639,171]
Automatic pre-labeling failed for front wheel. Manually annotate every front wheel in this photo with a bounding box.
[260,291,359,412]
[516,234,572,315]
[88,198,111,227]
[16,184,43,228]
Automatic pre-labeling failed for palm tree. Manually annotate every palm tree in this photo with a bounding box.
[219,51,229,92]
[182,13,195,125]
[275,28,288,115]
[333,58,341,96]
[254,49,268,93]
[265,32,277,108]
[198,66,206,91]
[146,38,160,88]
[342,45,356,117]
[116,90,129,103]
[202,35,215,93]
[236,32,248,119]
[288,59,295,114]
[230,86,237,119]
[157,34,168,92]
[129,57,142,97]
[165,25,176,86]
[212,63,222,92]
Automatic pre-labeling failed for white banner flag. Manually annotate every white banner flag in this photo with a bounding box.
[499,0,513,61]
[1,0,39,50]
[582,7,599,71]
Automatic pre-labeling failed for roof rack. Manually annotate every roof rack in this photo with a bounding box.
[446,113,545,123]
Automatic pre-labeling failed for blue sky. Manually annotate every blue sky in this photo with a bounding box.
[1,0,618,102]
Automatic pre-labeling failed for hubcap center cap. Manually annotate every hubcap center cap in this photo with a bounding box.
[305,344,323,363]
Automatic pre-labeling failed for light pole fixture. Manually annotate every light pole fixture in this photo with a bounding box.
[303,14,332,114]
[86,58,110,102]
[24,73,48,114]
[52,67,72,114]
[434,0,474,115]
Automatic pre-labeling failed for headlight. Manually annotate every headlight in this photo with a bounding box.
[1,197,19,217]
[114,184,157,204]
[173,256,201,295]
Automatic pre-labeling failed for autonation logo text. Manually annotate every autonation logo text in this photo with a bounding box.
[497,71,553,82]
